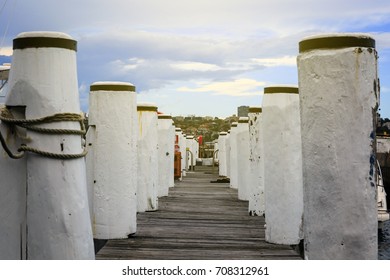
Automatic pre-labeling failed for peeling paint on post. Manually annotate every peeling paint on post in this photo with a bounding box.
[5,32,94,259]
[248,107,265,216]
[237,117,250,201]
[137,103,159,212]
[218,132,228,177]
[87,81,138,239]
[263,85,303,245]
[298,33,379,259]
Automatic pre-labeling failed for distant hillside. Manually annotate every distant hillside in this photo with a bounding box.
[173,115,238,143]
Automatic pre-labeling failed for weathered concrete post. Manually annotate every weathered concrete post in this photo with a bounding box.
[157,114,174,197]
[218,132,228,177]
[229,122,238,189]
[179,131,187,176]
[4,31,94,259]
[237,117,250,200]
[248,107,265,216]
[175,127,185,179]
[263,85,303,245]
[226,131,231,179]
[137,103,159,212]
[186,135,195,170]
[87,82,137,239]
[169,121,175,187]
[298,34,379,259]
[0,108,26,259]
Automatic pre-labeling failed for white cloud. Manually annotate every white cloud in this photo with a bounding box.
[2,0,390,118]
[177,78,266,97]
[252,56,297,67]
[171,61,222,72]
[0,47,12,56]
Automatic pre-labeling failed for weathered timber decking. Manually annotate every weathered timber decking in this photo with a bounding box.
[96,166,303,260]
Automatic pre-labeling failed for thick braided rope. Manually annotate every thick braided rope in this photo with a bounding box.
[0,106,87,160]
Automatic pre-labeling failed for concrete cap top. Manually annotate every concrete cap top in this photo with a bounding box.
[158,114,172,119]
[90,81,136,92]
[249,106,262,113]
[219,131,228,135]
[14,31,77,51]
[238,117,249,123]
[299,33,375,53]
[175,128,182,132]
[137,102,158,112]
[264,85,299,94]
[186,136,194,139]
[231,122,238,127]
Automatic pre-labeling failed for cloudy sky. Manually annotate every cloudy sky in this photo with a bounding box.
[0,0,389,118]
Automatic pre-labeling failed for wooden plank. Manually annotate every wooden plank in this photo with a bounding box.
[96,166,303,260]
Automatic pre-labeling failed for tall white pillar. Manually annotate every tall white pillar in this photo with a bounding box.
[229,122,238,189]
[168,121,175,188]
[87,82,137,239]
[226,131,231,178]
[4,32,94,259]
[298,34,379,259]
[0,108,26,259]
[137,103,159,212]
[218,132,228,177]
[248,107,265,216]
[237,117,250,200]
[263,85,303,245]
[157,114,173,197]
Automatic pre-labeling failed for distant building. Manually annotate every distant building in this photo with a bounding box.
[238,106,249,117]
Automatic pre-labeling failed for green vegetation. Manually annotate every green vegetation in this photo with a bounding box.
[173,115,238,143]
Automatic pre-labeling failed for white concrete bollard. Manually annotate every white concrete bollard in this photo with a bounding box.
[218,132,228,177]
[186,135,195,170]
[87,82,138,239]
[229,122,238,189]
[137,103,159,212]
[157,114,174,197]
[3,31,94,259]
[248,107,265,216]
[262,85,303,245]
[226,131,231,178]
[169,122,175,188]
[298,34,379,259]
[182,133,187,175]
[0,108,27,259]
[179,131,187,176]
[237,117,250,201]
[175,127,185,179]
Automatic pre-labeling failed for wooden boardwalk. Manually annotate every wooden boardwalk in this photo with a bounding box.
[96,166,303,260]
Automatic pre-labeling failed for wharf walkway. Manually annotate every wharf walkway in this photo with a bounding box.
[96,166,303,260]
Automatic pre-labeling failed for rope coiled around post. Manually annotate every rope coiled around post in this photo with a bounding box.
[0,106,87,160]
